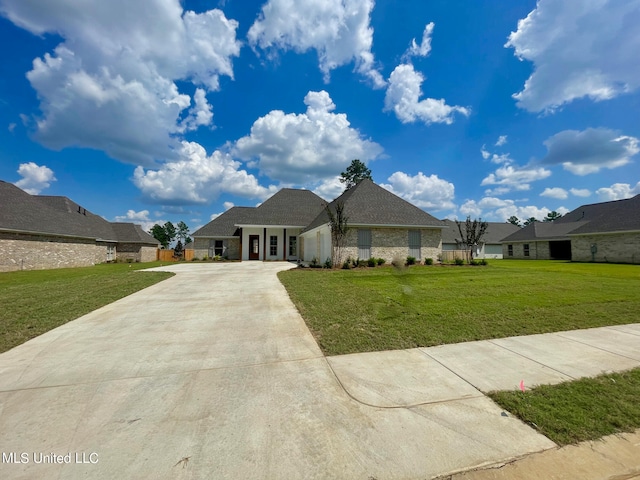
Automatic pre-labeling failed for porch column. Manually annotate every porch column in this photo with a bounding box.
[283,228,287,261]
[263,228,267,261]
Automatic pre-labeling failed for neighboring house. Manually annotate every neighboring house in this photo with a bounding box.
[192,190,327,261]
[441,220,520,259]
[501,195,640,263]
[193,179,447,263]
[110,223,160,263]
[0,180,159,271]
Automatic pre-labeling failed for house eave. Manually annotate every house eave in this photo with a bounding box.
[347,223,444,229]
[193,235,239,239]
[0,227,117,243]
[567,229,640,237]
[234,224,306,229]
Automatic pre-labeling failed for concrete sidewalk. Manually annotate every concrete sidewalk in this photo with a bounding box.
[328,324,640,406]
[0,262,638,479]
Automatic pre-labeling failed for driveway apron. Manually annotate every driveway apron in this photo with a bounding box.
[0,263,554,479]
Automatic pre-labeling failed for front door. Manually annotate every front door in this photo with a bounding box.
[249,235,260,260]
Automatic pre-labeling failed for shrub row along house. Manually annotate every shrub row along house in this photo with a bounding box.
[501,194,640,263]
[0,180,159,272]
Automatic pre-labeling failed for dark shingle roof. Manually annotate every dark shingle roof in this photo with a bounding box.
[501,194,640,242]
[239,189,327,227]
[567,195,640,234]
[304,179,445,232]
[0,181,117,241]
[441,220,520,244]
[192,207,255,237]
[35,195,117,241]
[501,221,589,242]
[111,223,159,245]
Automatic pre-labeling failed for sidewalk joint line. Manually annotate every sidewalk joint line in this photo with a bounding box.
[486,339,578,381]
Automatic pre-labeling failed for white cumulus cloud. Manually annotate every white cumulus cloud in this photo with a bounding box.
[481,162,551,193]
[540,187,568,200]
[247,0,385,88]
[133,141,278,205]
[506,0,640,112]
[384,64,469,125]
[2,0,240,165]
[404,22,434,59]
[312,177,344,201]
[596,181,640,201]
[570,188,591,197]
[381,171,455,211]
[113,209,162,232]
[495,135,508,146]
[233,90,382,184]
[542,128,639,176]
[460,197,568,222]
[14,162,56,194]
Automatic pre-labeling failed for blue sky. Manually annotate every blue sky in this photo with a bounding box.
[1,0,639,233]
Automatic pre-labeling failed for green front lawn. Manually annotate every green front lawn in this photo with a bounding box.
[489,368,640,445]
[278,260,640,356]
[0,262,173,353]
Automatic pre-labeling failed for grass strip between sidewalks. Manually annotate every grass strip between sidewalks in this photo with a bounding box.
[489,368,640,446]
[0,262,173,353]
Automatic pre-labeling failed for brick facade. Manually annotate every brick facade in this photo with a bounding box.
[115,243,158,263]
[502,241,551,260]
[572,233,640,263]
[0,232,111,272]
[341,227,441,263]
[192,237,241,260]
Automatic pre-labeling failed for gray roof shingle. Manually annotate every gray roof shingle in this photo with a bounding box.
[0,181,117,241]
[239,189,327,227]
[304,179,445,232]
[111,223,159,245]
[192,207,255,237]
[500,194,640,242]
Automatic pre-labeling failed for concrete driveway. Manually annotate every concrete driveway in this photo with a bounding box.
[0,262,555,479]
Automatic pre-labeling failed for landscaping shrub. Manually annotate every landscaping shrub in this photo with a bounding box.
[470,259,481,266]
[324,258,332,269]
[480,259,488,266]
[377,258,386,266]
[406,256,416,266]
[454,257,465,265]
[310,257,321,268]
[202,255,209,261]
[352,258,360,267]
[367,257,377,267]
[191,257,199,261]
[424,258,433,265]
[342,258,351,269]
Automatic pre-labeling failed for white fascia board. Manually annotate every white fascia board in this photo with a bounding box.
[235,224,306,229]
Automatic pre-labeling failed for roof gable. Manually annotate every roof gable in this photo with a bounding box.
[111,223,159,245]
[304,179,445,232]
[239,188,327,227]
[192,206,255,237]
